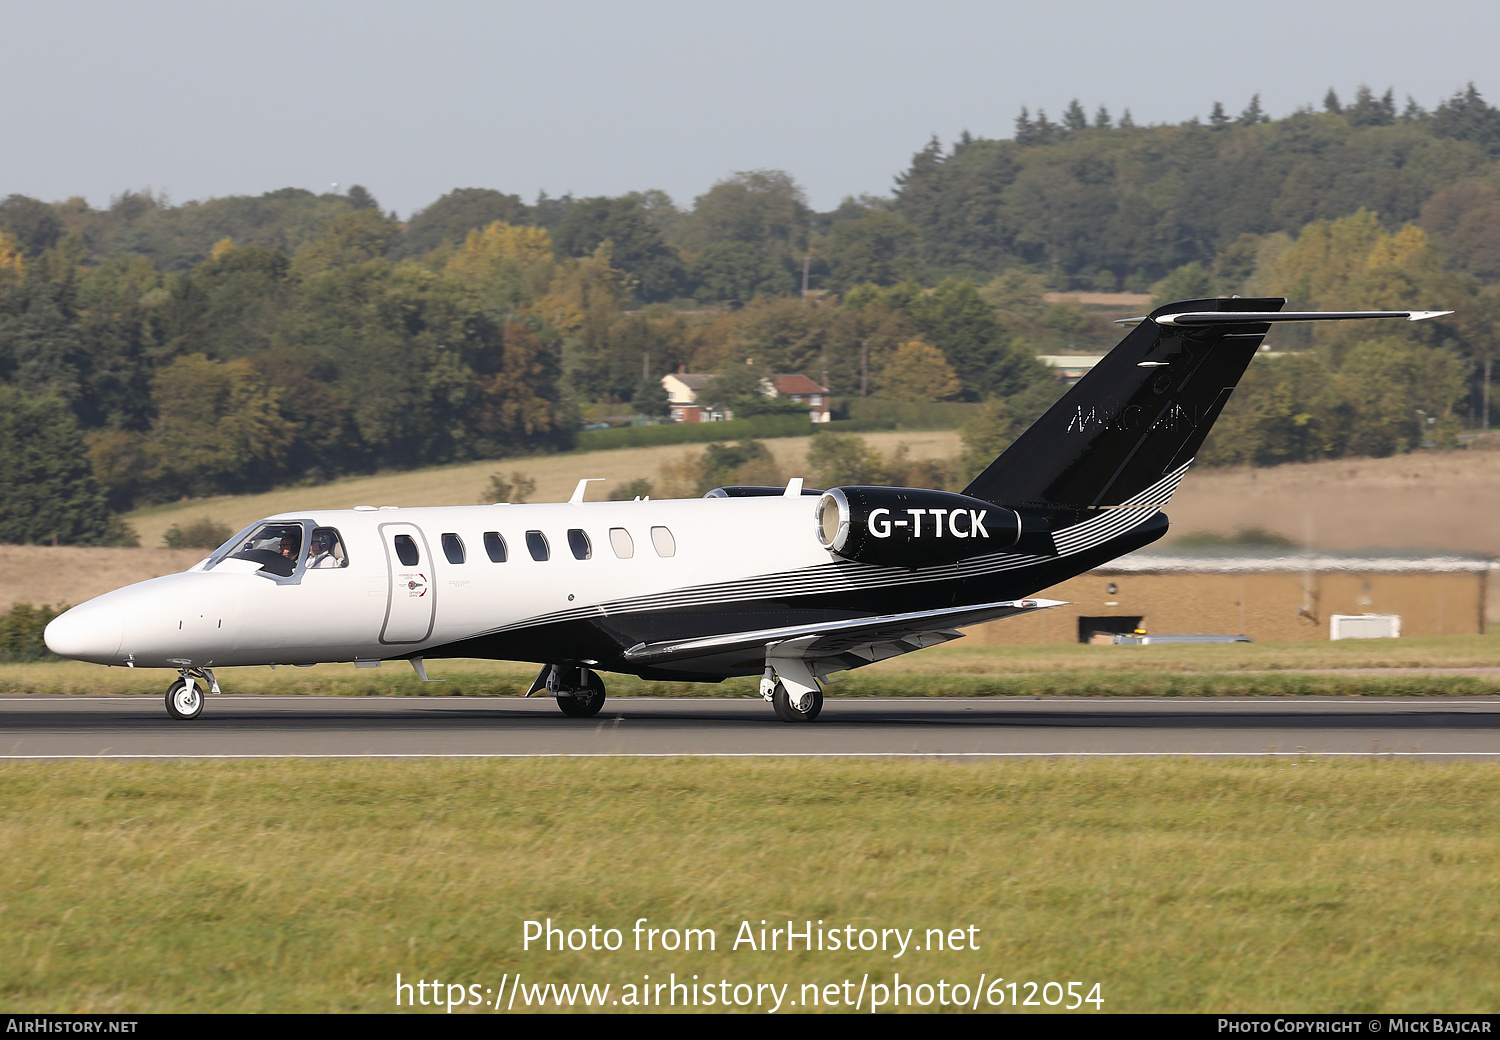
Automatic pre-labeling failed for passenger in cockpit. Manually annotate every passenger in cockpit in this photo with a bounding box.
[308,529,345,568]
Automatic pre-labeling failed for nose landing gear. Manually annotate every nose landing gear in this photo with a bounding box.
[164,667,219,720]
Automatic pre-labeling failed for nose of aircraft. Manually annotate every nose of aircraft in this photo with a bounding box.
[44,603,125,664]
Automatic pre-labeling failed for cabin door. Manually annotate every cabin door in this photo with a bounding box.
[379,522,436,644]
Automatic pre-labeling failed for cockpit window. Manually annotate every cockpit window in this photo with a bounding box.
[224,523,305,577]
[207,522,261,563]
[308,527,348,569]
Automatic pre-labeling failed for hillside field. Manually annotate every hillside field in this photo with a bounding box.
[120,430,961,550]
[1162,450,1500,557]
[117,438,1500,556]
[5,440,1497,618]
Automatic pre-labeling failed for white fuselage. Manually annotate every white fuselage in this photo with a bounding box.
[45,496,830,670]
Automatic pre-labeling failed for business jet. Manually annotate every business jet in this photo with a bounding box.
[44,298,1448,722]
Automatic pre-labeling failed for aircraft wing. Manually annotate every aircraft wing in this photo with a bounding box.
[621,598,1064,673]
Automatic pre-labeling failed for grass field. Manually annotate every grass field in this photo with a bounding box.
[856,634,1500,674]
[4,757,1498,1013]
[116,438,1500,557]
[4,635,1499,699]
[122,430,962,550]
[1161,450,1500,556]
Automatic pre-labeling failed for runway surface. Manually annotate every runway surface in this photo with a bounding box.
[5,694,1500,758]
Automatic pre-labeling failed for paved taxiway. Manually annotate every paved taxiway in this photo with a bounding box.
[4,695,1500,757]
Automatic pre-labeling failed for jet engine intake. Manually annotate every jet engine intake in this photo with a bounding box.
[815,487,1021,566]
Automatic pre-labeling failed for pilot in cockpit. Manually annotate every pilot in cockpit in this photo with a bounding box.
[279,533,301,560]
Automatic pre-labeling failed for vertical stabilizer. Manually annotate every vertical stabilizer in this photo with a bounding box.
[964,297,1282,509]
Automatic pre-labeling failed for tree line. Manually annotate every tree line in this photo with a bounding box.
[2,84,1500,544]
[7,85,1500,297]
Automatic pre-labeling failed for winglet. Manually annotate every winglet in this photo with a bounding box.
[570,478,605,503]
[1408,310,1454,322]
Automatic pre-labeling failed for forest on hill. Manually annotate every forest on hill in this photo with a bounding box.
[3,84,1500,544]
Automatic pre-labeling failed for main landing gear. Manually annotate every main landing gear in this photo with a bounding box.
[165,667,219,720]
[761,661,823,723]
[540,664,607,718]
[771,681,823,723]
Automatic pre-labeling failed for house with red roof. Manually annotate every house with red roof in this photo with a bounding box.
[661,369,830,423]
[767,373,832,423]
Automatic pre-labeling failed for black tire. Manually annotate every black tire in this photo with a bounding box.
[165,678,204,720]
[556,671,606,718]
[772,681,822,723]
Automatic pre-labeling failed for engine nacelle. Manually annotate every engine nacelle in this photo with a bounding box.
[704,486,823,498]
[814,486,1021,566]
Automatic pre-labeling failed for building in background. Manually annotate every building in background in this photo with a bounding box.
[661,371,723,423]
[767,373,831,423]
[661,369,829,423]
[968,547,1496,645]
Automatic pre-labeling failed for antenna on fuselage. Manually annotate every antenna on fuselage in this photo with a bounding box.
[570,478,605,503]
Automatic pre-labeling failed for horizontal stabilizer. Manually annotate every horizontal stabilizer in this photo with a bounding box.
[1137,309,1452,327]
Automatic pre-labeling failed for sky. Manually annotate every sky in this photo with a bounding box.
[3,0,1497,218]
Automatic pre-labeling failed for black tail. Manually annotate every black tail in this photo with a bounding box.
[964,297,1284,510]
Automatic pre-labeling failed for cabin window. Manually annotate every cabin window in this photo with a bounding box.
[609,528,634,559]
[567,529,592,560]
[394,534,420,567]
[308,528,348,569]
[650,526,676,558]
[483,531,507,563]
[526,530,550,561]
[442,533,465,564]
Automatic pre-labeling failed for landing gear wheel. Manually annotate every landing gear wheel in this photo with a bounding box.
[772,681,822,723]
[556,671,606,718]
[165,677,204,720]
